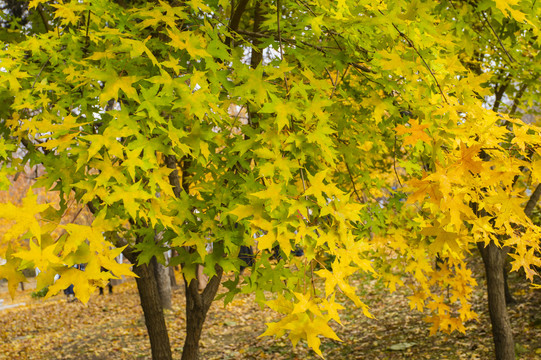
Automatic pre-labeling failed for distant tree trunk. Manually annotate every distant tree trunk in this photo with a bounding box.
[154,257,172,310]
[169,266,178,289]
[124,248,172,360]
[478,241,515,360]
[181,265,223,360]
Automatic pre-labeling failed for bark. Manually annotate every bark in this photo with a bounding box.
[503,259,515,305]
[154,257,172,310]
[225,0,249,48]
[524,183,541,219]
[478,241,515,360]
[124,249,172,360]
[169,266,178,289]
[250,0,264,69]
[181,266,224,360]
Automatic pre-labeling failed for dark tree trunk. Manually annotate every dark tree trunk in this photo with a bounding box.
[250,0,264,69]
[154,258,172,310]
[181,266,223,360]
[503,260,515,305]
[478,241,515,360]
[124,249,172,360]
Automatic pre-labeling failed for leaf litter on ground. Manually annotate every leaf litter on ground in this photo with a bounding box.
[1,256,541,359]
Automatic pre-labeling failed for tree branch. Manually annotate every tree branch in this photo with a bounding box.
[202,265,223,307]
[165,155,183,198]
[524,183,541,219]
[390,22,449,104]
[226,0,249,47]
[234,29,338,54]
[492,73,512,112]
[509,82,528,116]
[37,4,51,33]
[277,0,289,95]
[481,11,515,63]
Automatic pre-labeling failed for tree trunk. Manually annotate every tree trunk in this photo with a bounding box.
[503,260,515,305]
[154,257,172,310]
[478,241,515,360]
[125,249,172,360]
[169,266,178,289]
[181,266,223,360]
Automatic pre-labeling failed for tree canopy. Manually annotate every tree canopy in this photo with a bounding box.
[1,0,541,356]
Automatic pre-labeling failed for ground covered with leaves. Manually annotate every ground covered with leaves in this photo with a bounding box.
[1,261,541,360]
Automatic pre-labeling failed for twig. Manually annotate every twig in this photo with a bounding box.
[327,66,348,99]
[84,10,91,51]
[37,4,51,33]
[331,65,350,99]
[377,9,448,103]
[325,67,335,86]
[32,57,51,89]
[277,0,288,96]
[481,11,515,63]
[295,0,344,51]
[509,82,528,116]
[390,22,449,104]
[344,157,363,202]
[352,65,383,86]
[235,29,338,53]
[349,62,373,73]
[393,133,404,188]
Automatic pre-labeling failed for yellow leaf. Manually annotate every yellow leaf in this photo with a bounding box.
[0,247,26,299]
[257,231,277,251]
[266,294,294,314]
[101,75,140,104]
[46,267,94,304]
[167,29,210,58]
[228,204,256,220]
[395,119,431,146]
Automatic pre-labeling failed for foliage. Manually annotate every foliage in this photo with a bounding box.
[31,285,48,298]
[0,0,541,356]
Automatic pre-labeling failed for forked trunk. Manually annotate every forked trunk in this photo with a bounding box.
[181,266,223,360]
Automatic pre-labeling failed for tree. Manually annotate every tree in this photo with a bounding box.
[1,1,541,359]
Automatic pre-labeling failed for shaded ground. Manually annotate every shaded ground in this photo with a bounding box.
[1,259,541,360]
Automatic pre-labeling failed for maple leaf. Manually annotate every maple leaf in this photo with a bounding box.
[46,267,95,303]
[14,240,62,271]
[457,142,484,174]
[0,246,26,299]
[408,290,426,312]
[407,176,443,206]
[259,95,300,131]
[250,181,284,212]
[493,0,526,22]
[511,125,532,151]
[305,316,342,356]
[167,29,210,58]
[101,75,140,104]
[395,119,431,146]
